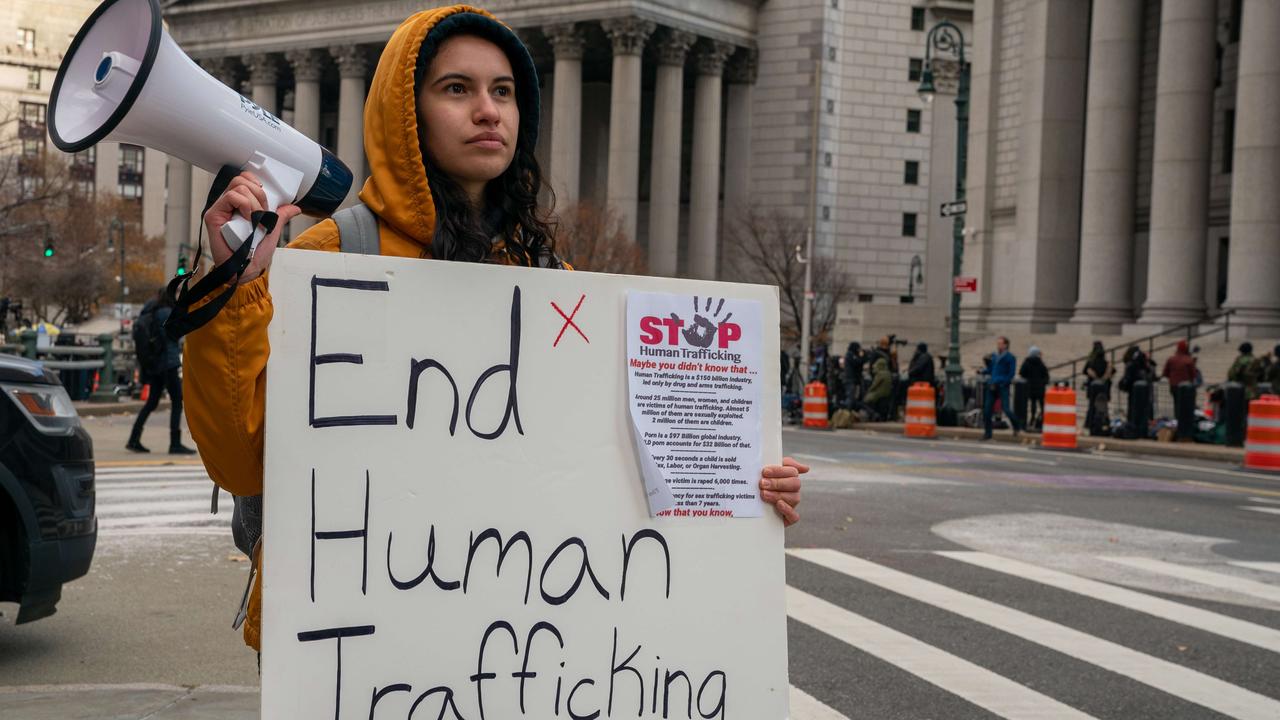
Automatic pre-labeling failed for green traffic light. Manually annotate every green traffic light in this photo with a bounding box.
[43,246,54,258]
[176,267,187,276]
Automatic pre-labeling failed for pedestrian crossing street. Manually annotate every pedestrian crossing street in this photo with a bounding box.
[95,463,229,536]
[92,464,1280,719]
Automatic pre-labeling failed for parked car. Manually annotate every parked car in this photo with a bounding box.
[0,353,96,624]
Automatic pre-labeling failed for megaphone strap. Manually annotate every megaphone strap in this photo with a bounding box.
[163,165,278,341]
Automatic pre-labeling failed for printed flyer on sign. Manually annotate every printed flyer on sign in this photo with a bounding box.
[626,291,764,517]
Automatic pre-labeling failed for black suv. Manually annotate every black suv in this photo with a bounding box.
[0,353,96,624]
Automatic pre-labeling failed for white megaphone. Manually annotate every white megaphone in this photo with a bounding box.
[48,0,352,255]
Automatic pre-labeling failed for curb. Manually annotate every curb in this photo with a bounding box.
[841,422,1252,465]
[75,400,169,418]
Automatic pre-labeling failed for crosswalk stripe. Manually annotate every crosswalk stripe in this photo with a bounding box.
[96,480,211,491]
[937,551,1280,654]
[97,486,214,500]
[98,513,230,529]
[1099,556,1280,605]
[787,685,849,720]
[96,464,206,473]
[1229,561,1280,576]
[96,499,230,517]
[95,471,210,482]
[1244,506,1280,517]
[789,549,1280,720]
[786,587,1094,719]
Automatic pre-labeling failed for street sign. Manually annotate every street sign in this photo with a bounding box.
[940,200,967,217]
[954,276,978,293]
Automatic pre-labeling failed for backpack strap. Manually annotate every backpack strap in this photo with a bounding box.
[333,203,381,255]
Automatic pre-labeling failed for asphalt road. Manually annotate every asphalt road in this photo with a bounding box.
[1,421,1278,719]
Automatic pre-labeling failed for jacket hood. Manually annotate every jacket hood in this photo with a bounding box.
[357,5,539,251]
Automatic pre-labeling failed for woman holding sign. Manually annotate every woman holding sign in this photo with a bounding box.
[184,5,807,652]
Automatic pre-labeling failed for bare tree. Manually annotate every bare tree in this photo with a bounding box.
[723,206,853,347]
[552,201,647,275]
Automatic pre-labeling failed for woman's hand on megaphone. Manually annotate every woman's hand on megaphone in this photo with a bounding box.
[204,171,302,281]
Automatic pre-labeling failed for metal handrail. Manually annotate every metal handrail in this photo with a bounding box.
[1047,309,1236,388]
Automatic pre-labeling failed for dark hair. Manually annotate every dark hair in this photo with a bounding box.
[1240,342,1254,354]
[416,29,557,266]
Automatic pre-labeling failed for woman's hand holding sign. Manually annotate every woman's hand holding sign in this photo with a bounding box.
[203,170,301,281]
[761,457,808,526]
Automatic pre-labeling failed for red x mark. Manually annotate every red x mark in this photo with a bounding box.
[551,294,589,347]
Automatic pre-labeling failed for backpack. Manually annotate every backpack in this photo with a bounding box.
[131,303,165,376]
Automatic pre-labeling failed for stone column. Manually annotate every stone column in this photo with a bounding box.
[1223,0,1280,336]
[687,41,735,280]
[94,142,119,198]
[287,49,325,233]
[647,29,696,277]
[1069,0,1144,333]
[331,44,369,206]
[244,53,280,114]
[164,159,192,275]
[722,50,757,227]
[602,18,655,244]
[998,0,1089,331]
[545,24,584,212]
[1137,1,1217,326]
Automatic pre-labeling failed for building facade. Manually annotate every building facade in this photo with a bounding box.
[161,0,967,307]
[963,0,1280,338]
[2,1,168,253]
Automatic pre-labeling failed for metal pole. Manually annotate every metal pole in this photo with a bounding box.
[799,57,822,383]
[942,31,969,415]
[109,218,125,334]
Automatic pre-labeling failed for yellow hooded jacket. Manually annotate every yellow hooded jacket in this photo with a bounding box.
[183,4,544,650]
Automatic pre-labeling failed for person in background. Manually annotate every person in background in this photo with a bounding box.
[1161,340,1197,404]
[1227,341,1262,399]
[907,342,936,388]
[864,351,894,421]
[1083,340,1113,435]
[127,288,196,455]
[780,348,791,397]
[982,336,1021,440]
[843,342,865,408]
[825,355,846,414]
[1019,345,1049,430]
[1267,344,1280,391]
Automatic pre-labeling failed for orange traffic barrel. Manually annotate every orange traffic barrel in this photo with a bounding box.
[904,382,937,438]
[1244,394,1280,472]
[803,381,829,429]
[1041,385,1078,449]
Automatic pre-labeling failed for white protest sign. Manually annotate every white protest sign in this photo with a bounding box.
[261,248,787,720]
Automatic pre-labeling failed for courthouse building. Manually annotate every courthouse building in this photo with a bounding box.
[160,0,970,308]
[963,0,1280,338]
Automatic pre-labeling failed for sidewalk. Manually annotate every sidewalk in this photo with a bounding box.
[74,400,203,466]
[840,422,1251,465]
[0,685,258,719]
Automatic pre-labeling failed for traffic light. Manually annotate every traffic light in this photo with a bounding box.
[43,241,55,258]
[176,253,189,276]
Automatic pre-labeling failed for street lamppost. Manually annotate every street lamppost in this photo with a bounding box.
[106,217,126,333]
[918,20,969,418]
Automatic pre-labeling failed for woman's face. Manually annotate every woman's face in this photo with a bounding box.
[417,34,520,203]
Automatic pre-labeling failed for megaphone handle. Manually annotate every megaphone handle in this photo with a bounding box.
[218,154,305,253]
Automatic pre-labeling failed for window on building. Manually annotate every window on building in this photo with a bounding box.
[902,212,918,237]
[909,58,923,82]
[823,152,832,167]
[20,175,40,199]
[911,7,927,31]
[1223,109,1235,174]
[904,160,920,185]
[19,101,45,126]
[827,46,836,61]
[1230,0,1243,43]
[119,144,145,199]
[831,0,838,7]
[21,137,43,158]
[858,293,874,303]
[906,108,922,133]
[75,179,95,196]
[826,99,835,114]
[17,27,35,51]
[822,206,830,221]
[26,67,40,90]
